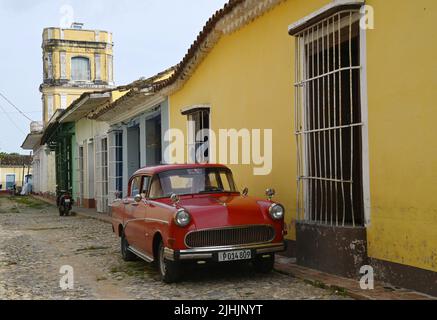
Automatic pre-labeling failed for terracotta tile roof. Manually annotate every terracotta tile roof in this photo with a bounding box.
[88,66,175,120]
[0,154,32,166]
[152,0,244,92]
[152,0,283,94]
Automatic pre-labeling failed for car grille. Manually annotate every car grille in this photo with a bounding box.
[185,225,275,248]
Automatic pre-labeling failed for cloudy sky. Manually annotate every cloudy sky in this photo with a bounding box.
[0,0,227,153]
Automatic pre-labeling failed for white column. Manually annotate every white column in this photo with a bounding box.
[140,115,147,167]
[122,126,128,197]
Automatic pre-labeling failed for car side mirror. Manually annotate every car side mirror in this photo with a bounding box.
[266,188,276,201]
[242,187,249,197]
[134,194,142,203]
[170,193,180,205]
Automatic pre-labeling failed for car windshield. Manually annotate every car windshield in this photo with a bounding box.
[149,168,238,199]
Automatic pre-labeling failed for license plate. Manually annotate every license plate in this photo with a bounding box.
[218,250,252,262]
[64,199,71,204]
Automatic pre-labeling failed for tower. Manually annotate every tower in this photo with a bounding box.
[40,23,114,124]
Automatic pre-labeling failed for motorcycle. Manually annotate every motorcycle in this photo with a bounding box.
[57,188,73,216]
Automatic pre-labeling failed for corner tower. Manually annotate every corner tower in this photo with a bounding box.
[40,23,114,124]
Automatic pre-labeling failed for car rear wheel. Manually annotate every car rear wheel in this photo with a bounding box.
[253,254,275,273]
[121,233,137,261]
[158,241,180,283]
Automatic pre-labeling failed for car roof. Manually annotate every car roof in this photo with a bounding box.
[132,163,230,176]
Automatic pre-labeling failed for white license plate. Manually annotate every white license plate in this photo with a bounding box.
[218,250,252,262]
[64,199,71,204]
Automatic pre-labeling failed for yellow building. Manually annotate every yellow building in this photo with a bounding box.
[0,154,32,191]
[143,0,436,295]
[41,23,114,124]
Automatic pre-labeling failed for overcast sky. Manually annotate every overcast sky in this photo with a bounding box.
[0,0,227,154]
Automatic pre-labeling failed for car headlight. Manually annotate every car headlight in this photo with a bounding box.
[269,204,285,220]
[174,209,191,227]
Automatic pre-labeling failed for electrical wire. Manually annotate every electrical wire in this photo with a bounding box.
[0,101,26,135]
[0,91,33,122]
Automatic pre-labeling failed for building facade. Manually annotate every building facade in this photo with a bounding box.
[145,0,436,295]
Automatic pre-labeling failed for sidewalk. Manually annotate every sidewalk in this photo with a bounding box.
[31,194,437,300]
[275,256,436,300]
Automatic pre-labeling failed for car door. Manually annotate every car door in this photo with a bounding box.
[144,175,169,255]
[123,176,145,252]
[131,175,151,255]
[138,176,153,257]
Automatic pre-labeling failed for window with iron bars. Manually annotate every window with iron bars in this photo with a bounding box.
[187,109,210,164]
[108,131,123,202]
[96,137,109,213]
[294,10,364,227]
[75,145,84,206]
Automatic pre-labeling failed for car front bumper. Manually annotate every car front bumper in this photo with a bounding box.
[164,242,286,262]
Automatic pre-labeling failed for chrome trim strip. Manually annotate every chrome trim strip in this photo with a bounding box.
[256,245,286,254]
[145,218,169,225]
[164,247,175,261]
[179,253,213,260]
[127,246,154,262]
[179,242,285,254]
[184,224,276,248]
[124,217,169,231]
[123,218,147,231]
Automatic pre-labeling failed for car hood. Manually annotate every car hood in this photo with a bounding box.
[178,195,268,229]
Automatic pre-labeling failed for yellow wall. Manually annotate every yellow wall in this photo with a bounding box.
[365,0,437,272]
[41,87,99,122]
[168,0,437,273]
[0,166,32,189]
[169,0,332,241]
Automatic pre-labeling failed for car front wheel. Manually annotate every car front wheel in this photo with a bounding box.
[158,241,180,283]
[121,233,137,261]
[253,254,275,273]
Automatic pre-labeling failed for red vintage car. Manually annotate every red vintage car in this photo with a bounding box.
[111,164,286,283]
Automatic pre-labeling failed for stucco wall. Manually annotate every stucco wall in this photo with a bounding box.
[74,118,110,201]
[365,0,437,272]
[168,0,437,273]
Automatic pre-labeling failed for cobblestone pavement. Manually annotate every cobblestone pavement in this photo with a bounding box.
[0,195,349,300]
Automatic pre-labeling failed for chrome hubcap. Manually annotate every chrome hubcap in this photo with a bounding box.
[159,246,166,276]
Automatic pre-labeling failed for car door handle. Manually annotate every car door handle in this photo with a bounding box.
[131,203,139,207]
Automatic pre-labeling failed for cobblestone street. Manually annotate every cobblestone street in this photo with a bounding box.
[0,195,348,300]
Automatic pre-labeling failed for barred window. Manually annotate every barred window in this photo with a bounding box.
[96,137,109,213]
[108,131,123,202]
[184,107,210,164]
[75,145,84,206]
[71,57,91,81]
[293,10,364,226]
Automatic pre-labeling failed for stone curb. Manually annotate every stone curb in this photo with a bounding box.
[274,257,436,300]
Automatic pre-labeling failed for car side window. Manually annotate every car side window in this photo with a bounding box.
[149,176,164,199]
[141,176,151,196]
[130,177,141,197]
